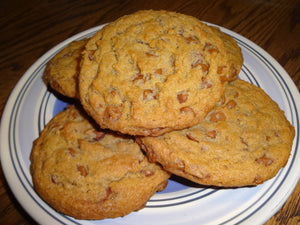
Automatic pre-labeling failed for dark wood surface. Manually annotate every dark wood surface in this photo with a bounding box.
[0,0,299,224]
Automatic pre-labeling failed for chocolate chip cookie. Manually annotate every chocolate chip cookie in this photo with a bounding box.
[137,79,295,187]
[30,106,170,219]
[210,26,243,81]
[79,10,230,136]
[43,39,88,98]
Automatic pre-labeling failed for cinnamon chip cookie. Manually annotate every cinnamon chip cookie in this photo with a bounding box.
[79,10,230,136]
[43,39,88,98]
[30,106,170,220]
[137,79,295,187]
[210,26,243,81]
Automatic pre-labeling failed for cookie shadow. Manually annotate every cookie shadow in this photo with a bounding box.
[169,174,256,190]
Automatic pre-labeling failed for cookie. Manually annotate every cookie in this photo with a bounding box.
[79,10,230,136]
[43,39,88,98]
[137,79,295,187]
[210,26,243,81]
[30,106,170,220]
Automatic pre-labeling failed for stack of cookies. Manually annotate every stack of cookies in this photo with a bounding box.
[30,10,295,220]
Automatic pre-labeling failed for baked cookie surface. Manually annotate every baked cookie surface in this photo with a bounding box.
[210,26,243,81]
[137,79,295,187]
[43,39,88,98]
[79,10,230,136]
[30,106,170,220]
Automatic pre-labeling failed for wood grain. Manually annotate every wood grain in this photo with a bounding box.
[0,0,299,224]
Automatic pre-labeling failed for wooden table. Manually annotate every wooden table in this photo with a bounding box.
[0,0,299,224]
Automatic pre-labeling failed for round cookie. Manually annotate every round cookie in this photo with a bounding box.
[43,39,88,98]
[209,26,243,81]
[30,106,170,220]
[137,79,295,187]
[79,10,230,136]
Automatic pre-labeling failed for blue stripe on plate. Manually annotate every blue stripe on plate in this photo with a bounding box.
[147,189,219,208]
[8,46,79,225]
[241,65,260,87]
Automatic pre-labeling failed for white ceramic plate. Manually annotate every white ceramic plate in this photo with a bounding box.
[1,24,299,225]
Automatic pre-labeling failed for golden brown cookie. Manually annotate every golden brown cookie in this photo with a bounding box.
[43,39,88,98]
[79,10,230,136]
[210,26,243,81]
[137,79,295,187]
[30,106,170,220]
